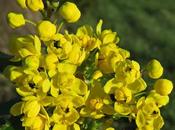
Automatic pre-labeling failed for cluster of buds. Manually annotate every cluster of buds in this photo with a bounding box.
[4,0,173,130]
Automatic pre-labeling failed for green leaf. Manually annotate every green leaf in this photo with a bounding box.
[0,122,14,130]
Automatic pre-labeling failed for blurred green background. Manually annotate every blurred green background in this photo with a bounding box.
[0,0,175,130]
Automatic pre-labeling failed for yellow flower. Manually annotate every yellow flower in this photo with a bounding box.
[100,29,119,45]
[59,2,81,23]
[23,94,52,117]
[135,97,164,130]
[9,35,41,60]
[17,0,27,8]
[104,78,124,94]
[37,21,56,41]
[21,114,50,130]
[26,0,44,11]
[7,12,25,28]
[55,72,88,96]
[147,59,163,79]
[114,60,140,84]
[96,19,119,45]
[114,87,132,103]
[80,83,114,119]
[154,79,173,96]
[146,90,169,107]
[51,95,82,129]
[47,33,73,60]
[98,43,123,73]
[68,43,86,65]
[76,25,101,51]
[52,106,80,126]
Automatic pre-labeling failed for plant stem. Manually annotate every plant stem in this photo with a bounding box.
[57,21,64,32]
[25,19,37,26]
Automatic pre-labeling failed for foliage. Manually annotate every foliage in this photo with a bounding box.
[0,0,174,130]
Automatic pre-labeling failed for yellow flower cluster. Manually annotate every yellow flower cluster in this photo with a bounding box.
[4,0,173,130]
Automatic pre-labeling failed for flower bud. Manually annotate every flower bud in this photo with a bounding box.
[147,59,163,79]
[26,0,44,11]
[37,21,56,41]
[17,0,27,8]
[92,70,103,80]
[154,79,173,96]
[59,2,81,23]
[7,12,25,28]
[51,1,59,8]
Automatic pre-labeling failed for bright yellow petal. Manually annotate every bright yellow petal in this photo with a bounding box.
[53,124,68,130]
[136,110,146,128]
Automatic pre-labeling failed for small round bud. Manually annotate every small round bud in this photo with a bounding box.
[154,79,173,96]
[37,21,56,41]
[59,2,81,23]
[7,12,25,28]
[26,0,44,11]
[147,59,163,79]
[51,1,59,8]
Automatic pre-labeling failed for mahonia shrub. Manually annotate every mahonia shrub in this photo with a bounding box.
[3,0,173,130]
